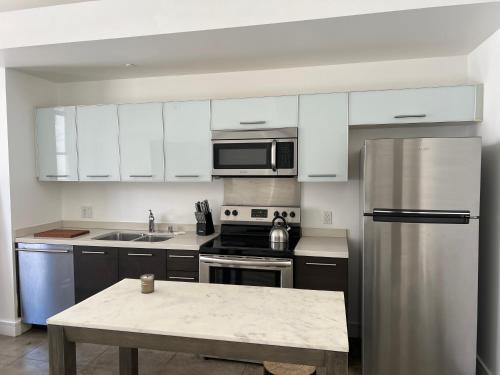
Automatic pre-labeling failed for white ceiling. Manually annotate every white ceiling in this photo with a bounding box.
[0,0,91,12]
[3,2,500,82]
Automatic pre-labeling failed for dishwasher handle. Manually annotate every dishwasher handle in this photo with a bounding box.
[16,249,70,254]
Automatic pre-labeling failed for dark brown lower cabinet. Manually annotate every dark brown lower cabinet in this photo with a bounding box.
[119,248,167,280]
[74,246,119,303]
[294,256,348,302]
[166,250,199,282]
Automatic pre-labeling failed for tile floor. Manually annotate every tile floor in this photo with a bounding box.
[0,327,361,374]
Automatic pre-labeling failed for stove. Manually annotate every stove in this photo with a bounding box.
[199,205,300,288]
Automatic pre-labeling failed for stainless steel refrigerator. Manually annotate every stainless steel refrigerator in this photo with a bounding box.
[362,137,481,375]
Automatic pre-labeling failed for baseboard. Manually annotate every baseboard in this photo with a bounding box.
[0,318,30,337]
[477,355,493,375]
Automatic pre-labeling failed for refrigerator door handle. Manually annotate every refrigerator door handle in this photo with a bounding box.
[371,209,471,224]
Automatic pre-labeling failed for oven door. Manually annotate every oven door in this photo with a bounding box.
[212,138,297,177]
[199,255,293,288]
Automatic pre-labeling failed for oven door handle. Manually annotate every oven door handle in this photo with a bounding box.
[199,256,292,268]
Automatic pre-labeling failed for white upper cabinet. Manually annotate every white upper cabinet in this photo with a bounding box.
[164,100,211,182]
[349,84,483,126]
[211,95,298,130]
[298,93,348,182]
[118,103,165,182]
[36,106,79,181]
[76,105,120,181]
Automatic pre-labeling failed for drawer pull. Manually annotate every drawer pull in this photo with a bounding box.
[82,251,106,255]
[169,255,195,259]
[393,114,427,119]
[239,121,267,125]
[86,174,110,178]
[168,276,196,281]
[308,174,337,178]
[305,262,337,267]
[127,253,153,257]
[129,174,153,178]
[175,175,200,178]
[46,174,69,178]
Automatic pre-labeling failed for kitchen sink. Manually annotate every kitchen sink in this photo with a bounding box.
[133,234,173,243]
[93,232,143,241]
[93,232,173,242]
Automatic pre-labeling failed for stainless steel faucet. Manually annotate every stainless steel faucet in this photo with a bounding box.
[148,209,155,233]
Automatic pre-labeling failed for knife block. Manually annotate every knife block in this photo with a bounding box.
[195,212,215,236]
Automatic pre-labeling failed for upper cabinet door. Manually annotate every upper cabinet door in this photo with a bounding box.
[36,107,79,181]
[77,105,120,181]
[164,100,211,182]
[298,93,348,182]
[349,85,483,126]
[211,95,298,130]
[118,103,165,182]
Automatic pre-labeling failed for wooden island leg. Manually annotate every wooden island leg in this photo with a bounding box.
[48,325,76,375]
[325,351,348,375]
[119,347,138,375]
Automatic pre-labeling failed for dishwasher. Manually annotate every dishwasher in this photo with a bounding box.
[17,243,75,325]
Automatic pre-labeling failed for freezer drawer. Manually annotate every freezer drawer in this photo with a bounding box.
[362,137,481,216]
[362,218,479,375]
[17,243,75,325]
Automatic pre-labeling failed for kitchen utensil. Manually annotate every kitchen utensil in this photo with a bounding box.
[34,229,90,238]
[269,216,290,248]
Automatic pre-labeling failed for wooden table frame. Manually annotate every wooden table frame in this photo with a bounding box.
[48,324,348,375]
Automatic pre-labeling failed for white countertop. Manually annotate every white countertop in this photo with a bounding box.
[295,235,349,258]
[15,229,219,251]
[48,279,348,353]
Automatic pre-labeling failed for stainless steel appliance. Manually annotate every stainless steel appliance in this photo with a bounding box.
[17,243,75,325]
[361,137,481,375]
[199,205,301,288]
[212,128,297,177]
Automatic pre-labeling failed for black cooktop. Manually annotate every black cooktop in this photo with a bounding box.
[200,224,300,258]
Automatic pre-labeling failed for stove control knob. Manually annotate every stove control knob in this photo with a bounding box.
[274,211,280,217]
[290,211,296,218]
[281,211,288,218]
[224,209,231,216]
[232,210,238,216]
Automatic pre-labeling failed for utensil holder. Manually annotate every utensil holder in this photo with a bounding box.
[195,212,215,236]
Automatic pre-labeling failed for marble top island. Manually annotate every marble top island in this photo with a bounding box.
[48,279,349,374]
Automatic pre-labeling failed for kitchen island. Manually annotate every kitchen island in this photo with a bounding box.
[47,279,348,374]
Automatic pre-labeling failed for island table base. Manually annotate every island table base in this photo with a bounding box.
[48,325,348,375]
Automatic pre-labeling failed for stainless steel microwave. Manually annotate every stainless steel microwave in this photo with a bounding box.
[211,128,297,177]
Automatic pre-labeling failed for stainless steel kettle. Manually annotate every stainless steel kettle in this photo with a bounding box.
[270,215,290,249]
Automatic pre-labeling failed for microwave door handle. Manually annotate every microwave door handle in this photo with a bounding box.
[271,140,277,172]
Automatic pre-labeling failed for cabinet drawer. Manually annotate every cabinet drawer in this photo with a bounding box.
[211,95,298,130]
[166,250,199,272]
[74,247,119,303]
[167,271,198,283]
[119,248,166,280]
[349,85,482,126]
[294,256,348,294]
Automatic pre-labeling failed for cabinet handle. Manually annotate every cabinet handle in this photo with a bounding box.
[239,121,267,125]
[168,276,196,281]
[86,174,110,178]
[169,255,195,259]
[82,251,106,255]
[393,114,427,119]
[308,174,337,178]
[17,249,70,254]
[46,174,69,178]
[175,175,200,178]
[127,253,153,257]
[305,262,337,267]
[129,175,153,178]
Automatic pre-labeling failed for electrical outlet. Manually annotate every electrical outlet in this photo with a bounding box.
[81,206,93,219]
[323,210,333,225]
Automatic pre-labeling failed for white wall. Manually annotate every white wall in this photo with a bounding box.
[0,67,18,335]
[468,28,500,375]
[56,55,476,335]
[6,69,61,230]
